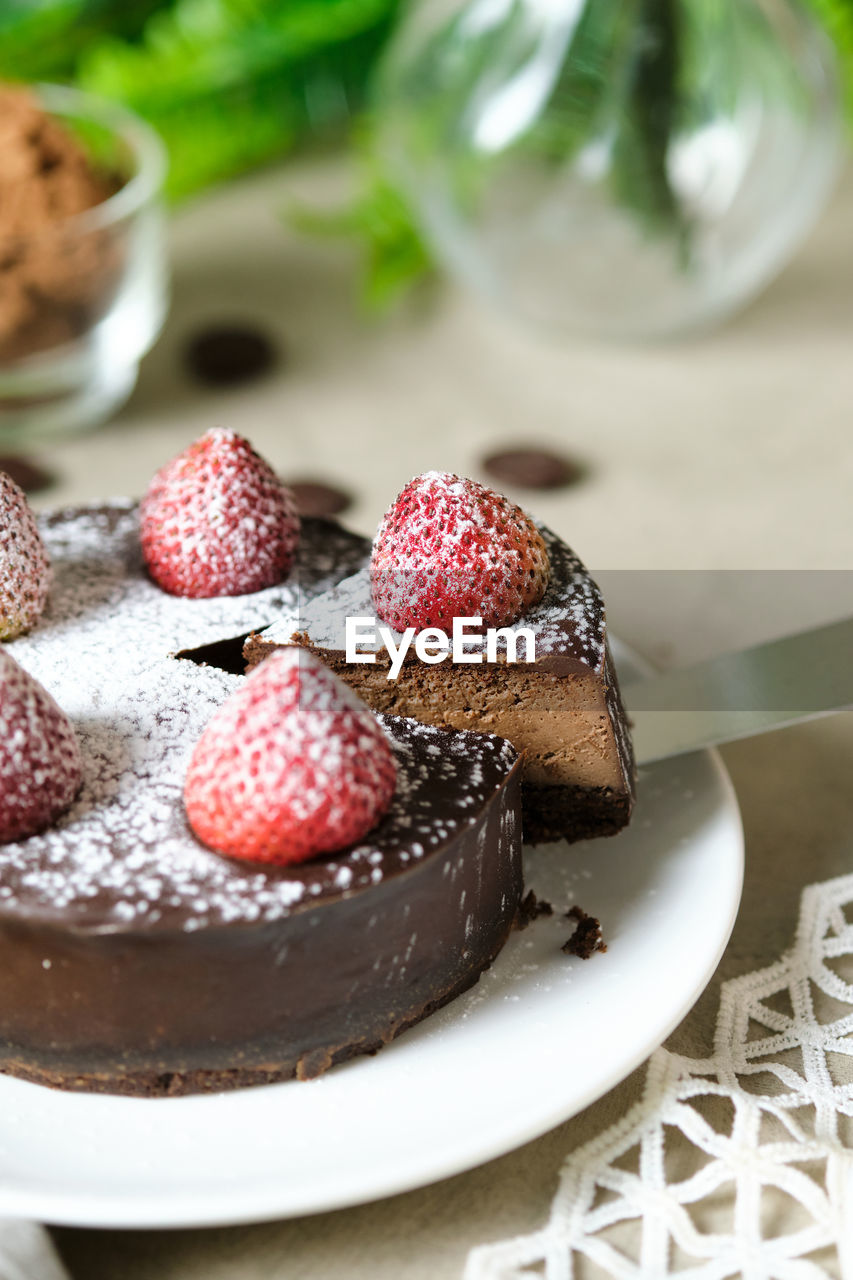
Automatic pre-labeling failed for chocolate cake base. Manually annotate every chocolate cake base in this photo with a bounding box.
[522,783,632,844]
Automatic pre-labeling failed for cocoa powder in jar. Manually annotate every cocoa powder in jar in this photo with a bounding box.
[0,85,122,363]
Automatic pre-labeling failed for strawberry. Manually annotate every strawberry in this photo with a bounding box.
[0,650,82,843]
[370,471,551,632]
[185,649,396,864]
[0,471,51,640]
[140,428,300,598]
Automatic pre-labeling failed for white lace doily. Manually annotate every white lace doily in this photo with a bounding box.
[466,874,853,1279]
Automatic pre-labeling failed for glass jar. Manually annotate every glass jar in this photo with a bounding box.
[0,85,168,443]
[375,0,843,340]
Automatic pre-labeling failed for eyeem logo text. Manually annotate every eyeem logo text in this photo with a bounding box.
[345,616,536,680]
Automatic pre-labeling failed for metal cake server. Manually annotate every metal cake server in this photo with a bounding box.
[623,616,853,765]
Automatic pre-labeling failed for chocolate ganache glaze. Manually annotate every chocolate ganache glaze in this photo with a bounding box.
[0,505,521,1095]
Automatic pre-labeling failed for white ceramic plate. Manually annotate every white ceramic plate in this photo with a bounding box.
[0,655,743,1229]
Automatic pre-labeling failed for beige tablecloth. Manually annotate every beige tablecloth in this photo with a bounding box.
[24,156,853,1278]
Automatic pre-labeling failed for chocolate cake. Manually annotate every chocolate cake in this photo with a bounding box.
[245,526,635,843]
[0,504,521,1095]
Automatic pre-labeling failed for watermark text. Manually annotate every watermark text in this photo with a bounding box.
[346,616,536,680]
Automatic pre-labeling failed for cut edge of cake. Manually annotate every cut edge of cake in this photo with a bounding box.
[244,524,636,845]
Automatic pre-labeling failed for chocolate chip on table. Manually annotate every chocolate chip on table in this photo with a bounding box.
[184,325,278,387]
[285,480,352,518]
[0,455,57,494]
[481,447,584,491]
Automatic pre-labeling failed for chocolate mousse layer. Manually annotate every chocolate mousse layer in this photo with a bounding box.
[245,527,635,843]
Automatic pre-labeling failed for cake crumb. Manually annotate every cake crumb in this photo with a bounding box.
[296,1046,335,1080]
[514,889,554,930]
[562,905,606,959]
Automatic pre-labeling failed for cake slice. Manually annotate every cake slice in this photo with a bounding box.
[245,523,635,844]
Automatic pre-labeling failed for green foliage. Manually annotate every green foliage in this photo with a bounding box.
[77,0,399,199]
[0,1,164,82]
[333,0,853,308]
[0,0,849,301]
[808,0,853,119]
[79,0,392,110]
[290,138,433,309]
[0,0,398,201]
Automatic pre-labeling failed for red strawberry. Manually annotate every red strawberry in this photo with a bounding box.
[140,428,300,598]
[185,649,396,864]
[0,650,82,843]
[370,471,551,632]
[0,471,51,640]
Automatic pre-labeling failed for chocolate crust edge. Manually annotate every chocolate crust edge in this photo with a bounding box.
[521,782,633,845]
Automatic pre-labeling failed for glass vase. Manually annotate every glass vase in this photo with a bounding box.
[375,0,843,340]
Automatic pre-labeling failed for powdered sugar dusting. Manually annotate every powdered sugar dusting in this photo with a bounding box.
[371,471,551,632]
[0,649,81,841]
[185,650,397,862]
[140,429,300,598]
[0,505,515,931]
[261,524,606,672]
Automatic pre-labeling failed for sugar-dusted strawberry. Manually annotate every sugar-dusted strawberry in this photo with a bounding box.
[0,471,51,640]
[0,650,82,843]
[140,428,300,598]
[370,471,551,632]
[185,649,396,864]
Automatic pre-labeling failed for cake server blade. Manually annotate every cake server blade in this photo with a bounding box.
[623,616,853,765]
